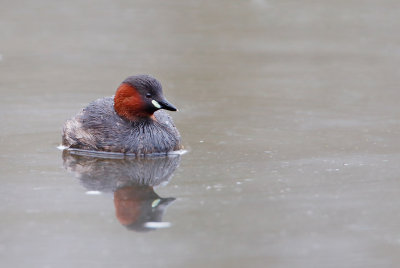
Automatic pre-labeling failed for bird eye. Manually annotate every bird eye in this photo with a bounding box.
[146,93,152,98]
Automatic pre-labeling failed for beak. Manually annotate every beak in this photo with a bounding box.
[158,99,178,111]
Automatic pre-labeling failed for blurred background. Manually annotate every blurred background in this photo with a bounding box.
[1,0,400,267]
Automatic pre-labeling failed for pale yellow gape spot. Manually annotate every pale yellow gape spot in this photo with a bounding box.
[152,100,161,109]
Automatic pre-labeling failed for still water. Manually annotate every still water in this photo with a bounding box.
[1,0,400,267]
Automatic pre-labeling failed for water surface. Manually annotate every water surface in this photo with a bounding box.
[1,0,400,267]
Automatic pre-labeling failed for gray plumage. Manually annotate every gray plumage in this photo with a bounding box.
[62,97,181,155]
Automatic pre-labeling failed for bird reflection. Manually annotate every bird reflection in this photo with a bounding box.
[62,150,180,232]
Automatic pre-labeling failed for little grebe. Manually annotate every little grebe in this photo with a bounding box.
[62,75,182,155]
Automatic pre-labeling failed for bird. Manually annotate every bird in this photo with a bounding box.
[62,74,182,155]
